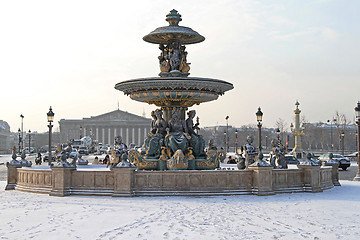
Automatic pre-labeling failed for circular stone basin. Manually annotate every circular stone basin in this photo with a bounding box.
[115,77,234,107]
[143,26,205,45]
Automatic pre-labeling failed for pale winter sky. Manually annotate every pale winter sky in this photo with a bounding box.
[1,0,359,133]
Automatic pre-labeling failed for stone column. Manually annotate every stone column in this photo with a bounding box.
[138,128,141,146]
[5,164,22,190]
[126,128,129,145]
[112,167,135,197]
[297,165,322,193]
[102,128,105,144]
[96,127,99,141]
[144,128,147,139]
[50,166,76,197]
[248,165,274,196]
[132,128,135,144]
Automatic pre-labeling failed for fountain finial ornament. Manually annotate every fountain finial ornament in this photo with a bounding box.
[166,9,182,26]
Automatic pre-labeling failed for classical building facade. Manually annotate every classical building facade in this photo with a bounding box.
[59,110,152,146]
[0,120,12,153]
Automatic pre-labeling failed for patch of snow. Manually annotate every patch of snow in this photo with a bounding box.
[1,180,360,239]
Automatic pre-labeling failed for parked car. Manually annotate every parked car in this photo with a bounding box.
[69,149,78,159]
[99,147,108,154]
[43,152,55,162]
[346,152,358,161]
[347,152,358,157]
[78,146,89,155]
[284,155,300,165]
[38,147,47,153]
[318,153,351,170]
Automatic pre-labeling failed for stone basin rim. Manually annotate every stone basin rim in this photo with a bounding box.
[143,26,205,45]
[115,77,234,95]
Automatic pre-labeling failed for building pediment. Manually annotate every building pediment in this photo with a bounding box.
[85,110,150,122]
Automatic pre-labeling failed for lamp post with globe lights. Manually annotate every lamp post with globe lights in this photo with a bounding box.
[353,102,360,181]
[341,130,345,156]
[225,116,229,153]
[20,114,24,151]
[223,131,226,152]
[256,107,263,151]
[327,119,335,150]
[235,129,238,153]
[276,128,280,141]
[28,130,31,153]
[17,128,21,153]
[47,107,54,166]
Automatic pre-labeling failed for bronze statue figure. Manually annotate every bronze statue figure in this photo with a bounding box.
[186,110,205,157]
[165,109,189,155]
[144,109,167,158]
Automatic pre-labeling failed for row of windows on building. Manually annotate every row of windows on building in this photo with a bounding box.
[61,126,151,146]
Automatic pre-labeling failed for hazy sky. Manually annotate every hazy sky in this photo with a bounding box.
[1,0,359,133]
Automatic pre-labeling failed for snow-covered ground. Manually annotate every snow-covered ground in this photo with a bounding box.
[1,180,360,239]
[1,154,360,239]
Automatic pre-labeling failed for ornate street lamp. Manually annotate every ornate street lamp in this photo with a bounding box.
[28,130,31,153]
[20,114,24,151]
[327,119,334,150]
[256,107,263,151]
[353,101,360,181]
[290,123,294,149]
[235,129,238,153]
[333,118,338,150]
[17,128,21,153]
[47,107,54,165]
[223,131,226,152]
[276,128,280,141]
[341,130,345,156]
[225,116,229,153]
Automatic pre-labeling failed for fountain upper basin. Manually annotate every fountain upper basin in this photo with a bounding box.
[115,77,234,107]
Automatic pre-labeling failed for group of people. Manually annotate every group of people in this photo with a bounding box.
[143,109,206,159]
[92,155,110,165]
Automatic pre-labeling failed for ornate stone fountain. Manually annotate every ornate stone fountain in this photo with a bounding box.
[115,10,233,170]
[5,10,337,197]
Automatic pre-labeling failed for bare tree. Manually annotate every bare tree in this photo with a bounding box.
[275,118,288,143]
[334,111,350,151]
[300,115,308,127]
